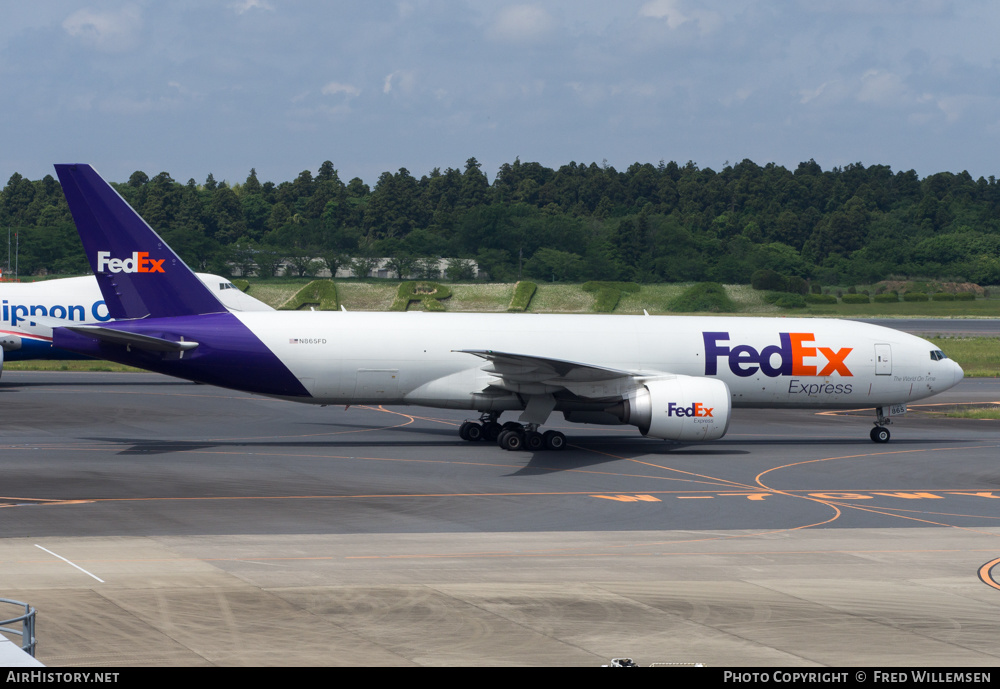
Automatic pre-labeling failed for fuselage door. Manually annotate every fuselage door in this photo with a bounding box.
[354,368,400,402]
[875,344,892,375]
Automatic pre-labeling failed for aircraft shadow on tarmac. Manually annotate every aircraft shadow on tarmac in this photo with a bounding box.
[1,379,189,388]
[80,427,746,454]
[509,445,751,476]
[78,434,754,477]
[81,427,969,459]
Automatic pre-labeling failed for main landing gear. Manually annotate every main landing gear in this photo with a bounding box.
[870,406,891,444]
[458,413,566,451]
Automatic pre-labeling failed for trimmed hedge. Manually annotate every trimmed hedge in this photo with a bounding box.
[507,281,537,312]
[805,293,837,304]
[279,280,339,310]
[955,291,976,300]
[841,293,870,304]
[669,282,735,312]
[873,292,898,303]
[750,270,807,295]
[786,276,808,296]
[582,281,641,312]
[764,291,806,308]
[931,292,955,301]
[903,292,929,302]
[751,268,787,291]
[391,281,452,311]
[232,279,250,292]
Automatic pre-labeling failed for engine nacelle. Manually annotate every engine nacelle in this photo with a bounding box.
[614,376,732,441]
[0,333,20,351]
[0,333,23,378]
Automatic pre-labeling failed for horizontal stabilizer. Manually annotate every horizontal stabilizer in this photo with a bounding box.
[61,325,199,353]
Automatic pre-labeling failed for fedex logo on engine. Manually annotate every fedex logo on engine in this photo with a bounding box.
[704,332,853,378]
[97,251,165,274]
[667,402,714,418]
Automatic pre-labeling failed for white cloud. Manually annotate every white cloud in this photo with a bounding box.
[639,0,723,33]
[798,79,851,106]
[721,86,753,107]
[934,94,981,123]
[799,0,950,17]
[321,82,361,98]
[230,0,274,15]
[639,0,687,28]
[98,92,184,116]
[856,69,907,106]
[567,81,609,107]
[489,5,554,42]
[383,70,416,95]
[62,6,142,53]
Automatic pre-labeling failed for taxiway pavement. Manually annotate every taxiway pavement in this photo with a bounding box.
[1,371,998,666]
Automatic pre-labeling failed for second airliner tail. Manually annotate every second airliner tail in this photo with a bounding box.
[55,164,226,320]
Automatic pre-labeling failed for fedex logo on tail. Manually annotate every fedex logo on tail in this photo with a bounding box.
[97,251,165,274]
[704,332,853,378]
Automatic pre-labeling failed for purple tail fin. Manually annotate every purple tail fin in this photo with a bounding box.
[55,164,225,320]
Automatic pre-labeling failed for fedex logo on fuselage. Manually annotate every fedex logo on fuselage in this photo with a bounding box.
[704,332,853,378]
[97,251,165,274]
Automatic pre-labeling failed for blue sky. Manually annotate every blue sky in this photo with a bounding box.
[3,1,1000,186]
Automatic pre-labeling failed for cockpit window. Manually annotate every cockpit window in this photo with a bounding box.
[930,350,948,361]
[218,282,235,291]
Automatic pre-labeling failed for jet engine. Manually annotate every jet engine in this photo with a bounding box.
[0,333,25,378]
[0,333,19,378]
[610,376,732,441]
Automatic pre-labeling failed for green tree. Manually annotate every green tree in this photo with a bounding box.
[524,248,583,282]
[384,251,418,280]
[209,185,246,243]
[445,258,476,281]
[243,168,262,195]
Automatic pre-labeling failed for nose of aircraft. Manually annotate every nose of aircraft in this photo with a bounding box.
[950,358,964,388]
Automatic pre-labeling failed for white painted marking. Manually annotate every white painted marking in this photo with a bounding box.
[34,544,105,583]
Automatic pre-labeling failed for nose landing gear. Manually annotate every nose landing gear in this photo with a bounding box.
[870,406,891,443]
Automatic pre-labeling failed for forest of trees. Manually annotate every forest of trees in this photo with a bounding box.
[3,157,1000,286]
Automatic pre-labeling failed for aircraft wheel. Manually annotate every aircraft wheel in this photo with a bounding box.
[482,422,502,441]
[465,422,483,442]
[870,426,890,443]
[543,430,566,451]
[525,431,545,452]
[500,429,525,451]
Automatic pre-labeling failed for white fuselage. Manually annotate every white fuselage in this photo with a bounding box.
[239,311,964,410]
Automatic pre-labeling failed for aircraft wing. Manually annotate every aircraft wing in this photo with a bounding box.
[455,349,651,399]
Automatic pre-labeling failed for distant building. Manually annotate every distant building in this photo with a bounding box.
[230,257,479,279]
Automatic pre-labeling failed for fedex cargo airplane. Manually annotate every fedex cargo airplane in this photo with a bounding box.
[49,164,963,450]
[0,272,272,372]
